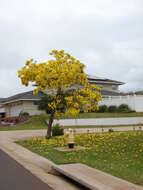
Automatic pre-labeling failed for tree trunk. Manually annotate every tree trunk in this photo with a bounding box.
[46,111,55,138]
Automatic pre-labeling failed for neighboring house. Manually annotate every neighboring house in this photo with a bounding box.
[88,76,143,112]
[2,91,46,117]
[1,75,126,117]
[87,75,124,96]
[86,76,143,112]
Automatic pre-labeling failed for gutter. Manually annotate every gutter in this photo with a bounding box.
[2,99,40,105]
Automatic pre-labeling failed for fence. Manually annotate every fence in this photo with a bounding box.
[100,95,143,112]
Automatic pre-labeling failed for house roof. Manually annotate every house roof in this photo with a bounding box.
[2,88,122,105]
[33,75,124,86]
[0,98,6,103]
[87,75,124,85]
[2,91,45,104]
[1,75,125,104]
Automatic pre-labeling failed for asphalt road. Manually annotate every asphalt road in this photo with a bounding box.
[0,150,53,190]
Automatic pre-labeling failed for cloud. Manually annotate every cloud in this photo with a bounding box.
[0,0,143,96]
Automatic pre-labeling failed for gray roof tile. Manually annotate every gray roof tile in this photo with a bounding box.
[3,91,45,103]
[87,75,124,85]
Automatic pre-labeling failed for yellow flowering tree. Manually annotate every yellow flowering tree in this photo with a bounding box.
[18,50,102,138]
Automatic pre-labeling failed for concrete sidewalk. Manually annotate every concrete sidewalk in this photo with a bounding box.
[53,164,143,190]
[53,117,143,126]
[64,125,143,134]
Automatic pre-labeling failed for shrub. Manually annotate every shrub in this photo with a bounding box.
[108,128,114,132]
[20,112,29,117]
[52,124,64,136]
[108,105,118,113]
[80,109,84,113]
[14,117,20,124]
[98,105,108,112]
[117,104,131,113]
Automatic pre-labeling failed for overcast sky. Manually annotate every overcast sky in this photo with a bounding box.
[0,0,143,97]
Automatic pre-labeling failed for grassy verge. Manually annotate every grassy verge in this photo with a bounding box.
[17,131,143,186]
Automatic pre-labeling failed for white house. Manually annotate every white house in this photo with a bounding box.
[88,76,143,112]
[87,75,124,94]
[1,91,45,117]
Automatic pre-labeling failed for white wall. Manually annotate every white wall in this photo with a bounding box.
[100,84,119,92]
[100,95,143,112]
[0,106,5,113]
[22,101,45,116]
[5,100,45,117]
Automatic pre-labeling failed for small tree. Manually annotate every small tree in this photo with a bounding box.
[18,49,102,138]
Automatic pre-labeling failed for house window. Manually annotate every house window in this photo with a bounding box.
[98,85,103,89]
[112,85,117,90]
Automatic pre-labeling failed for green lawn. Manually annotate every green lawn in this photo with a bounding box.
[0,113,143,131]
[0,115,48,131]
[17,131,143,186]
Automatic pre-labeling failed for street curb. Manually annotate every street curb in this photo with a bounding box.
[0,130,80,190]
[0,140,57,174]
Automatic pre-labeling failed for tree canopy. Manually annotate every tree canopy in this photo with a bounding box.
[18,49,102,137]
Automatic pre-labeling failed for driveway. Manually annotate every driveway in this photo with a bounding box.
[0,149,53,190]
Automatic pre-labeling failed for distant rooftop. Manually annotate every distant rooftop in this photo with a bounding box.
[1,88,123,104]
[0,75,125,103]
[0,98,6,103]
[87,75,124,85]
[2,91,45,104]
[87,75,106,80]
